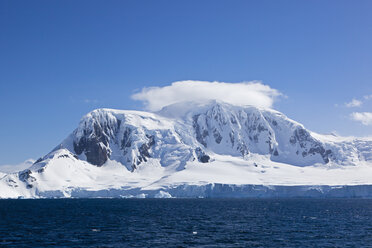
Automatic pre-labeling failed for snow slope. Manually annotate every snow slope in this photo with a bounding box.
[1,101,372,198]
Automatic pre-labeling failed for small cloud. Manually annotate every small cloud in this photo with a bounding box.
[350,112,372,126]
[364,94,372,100]
[0,159,35,173]
[345,99,362,108]
[83,99,98,104]
[131,80,283,111]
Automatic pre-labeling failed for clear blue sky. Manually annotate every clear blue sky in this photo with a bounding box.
[1,0,371,164]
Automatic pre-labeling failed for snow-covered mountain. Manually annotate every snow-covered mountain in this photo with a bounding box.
[1,101,372,198]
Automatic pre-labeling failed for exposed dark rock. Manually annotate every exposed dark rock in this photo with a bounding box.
[273,149,279,156]
[58,154,70,159]
[19,170,32,182]
[193,114,208,147]
[7,179,18,187]
[133,134,155,170]
[229,131,235,145]
[230,116,237,124]
[209,104,227,126]
[289,136,297,145]
[237,143,249,156]
[121,127,132,149]
[195,147,210,163]
[290,128,332,163]
[213,128,222,144]
[292,128,310,148]
[257,124,267,132]
[74,137,109,166]
[34,157,43,164]
[19,170,36,184]
[116,119,121,131]
[73,121,114,166]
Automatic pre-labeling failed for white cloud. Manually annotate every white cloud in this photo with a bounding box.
[131,80,282,111]
[0,159,35,173]
[364,94,372,100]
[343,94,372,108]
[350,112,372,126]
[345,99,362,108]
[83,99,98,104]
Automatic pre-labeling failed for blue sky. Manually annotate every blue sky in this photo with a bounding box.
[0,0,371,164]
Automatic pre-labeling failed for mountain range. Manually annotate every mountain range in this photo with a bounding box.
[1,100,372,198]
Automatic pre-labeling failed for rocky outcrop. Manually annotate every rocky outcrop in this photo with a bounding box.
[289,127,332,163]
[195,147,210,163]
[19,169,36,189]
[72,110,120,166]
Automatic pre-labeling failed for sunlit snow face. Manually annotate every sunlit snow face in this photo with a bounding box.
[131,80,282,111]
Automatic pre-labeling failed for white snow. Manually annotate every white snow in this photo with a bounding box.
[1,101,372,198]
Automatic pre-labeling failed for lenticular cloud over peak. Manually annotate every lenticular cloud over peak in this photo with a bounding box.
[131,80,282,111]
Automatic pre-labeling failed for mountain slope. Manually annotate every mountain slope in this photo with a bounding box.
[1,101,372,198]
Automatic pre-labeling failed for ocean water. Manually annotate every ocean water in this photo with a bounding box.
[1,199,372,247]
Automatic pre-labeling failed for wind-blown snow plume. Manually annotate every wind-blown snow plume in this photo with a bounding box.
[131,80,282,111]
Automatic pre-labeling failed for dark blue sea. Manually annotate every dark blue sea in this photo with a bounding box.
[1,199,372,247]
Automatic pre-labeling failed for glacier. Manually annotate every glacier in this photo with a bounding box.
[1,100,372,199]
